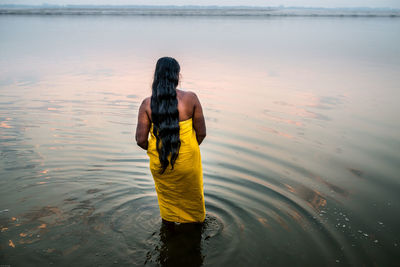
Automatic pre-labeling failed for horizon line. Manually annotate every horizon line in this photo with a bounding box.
[0,4,399,10]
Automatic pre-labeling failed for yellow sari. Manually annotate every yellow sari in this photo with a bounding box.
[147,118,206,223]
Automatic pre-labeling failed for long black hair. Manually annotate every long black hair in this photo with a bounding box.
[151,57,181,174]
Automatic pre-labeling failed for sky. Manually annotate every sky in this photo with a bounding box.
[1,0,399,8]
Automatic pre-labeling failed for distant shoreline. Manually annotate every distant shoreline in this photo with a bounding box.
[1,6,399,17]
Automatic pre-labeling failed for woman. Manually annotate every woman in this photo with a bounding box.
[135,57,206,223]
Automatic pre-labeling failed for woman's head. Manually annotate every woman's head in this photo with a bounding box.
[151,57,181,174]
[153,57,180,89]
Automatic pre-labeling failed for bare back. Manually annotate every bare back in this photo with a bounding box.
[143,89,193,121]
[136,89,206,147]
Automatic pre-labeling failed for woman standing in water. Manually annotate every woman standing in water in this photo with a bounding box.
[135,57,206,223]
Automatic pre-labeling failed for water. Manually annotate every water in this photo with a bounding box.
[0,14,399,266]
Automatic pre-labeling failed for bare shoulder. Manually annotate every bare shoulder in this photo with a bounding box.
[186,90,198,98]
[141,97,151,108]
[179,90,199,103]
[143,96,151,104]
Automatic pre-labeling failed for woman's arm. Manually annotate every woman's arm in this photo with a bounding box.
[191,92,206,145]
[135,98,151,150]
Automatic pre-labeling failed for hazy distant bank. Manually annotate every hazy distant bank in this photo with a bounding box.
[1,5,399,17]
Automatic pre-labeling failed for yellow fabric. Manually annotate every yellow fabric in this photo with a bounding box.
[147,118,206,223]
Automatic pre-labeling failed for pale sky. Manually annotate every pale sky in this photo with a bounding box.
[1,0,400,8]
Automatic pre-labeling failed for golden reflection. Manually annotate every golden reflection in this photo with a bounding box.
[307,190,327,211]
[276,216,290,231]
[283,183,296,193]
[283,182,328,212]
[9,239,15,248]
[257,217,270,228]
[287,210,306,229]
[2,204,104,248]
[0,121,12,128]
[283,173,348,213]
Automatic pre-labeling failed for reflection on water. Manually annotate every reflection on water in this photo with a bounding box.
[0,15,400,266]
[147,221,203,266]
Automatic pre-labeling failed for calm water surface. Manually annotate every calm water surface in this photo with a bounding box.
[0,15,400,266]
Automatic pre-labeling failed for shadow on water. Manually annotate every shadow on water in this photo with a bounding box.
[145,220,204,267]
